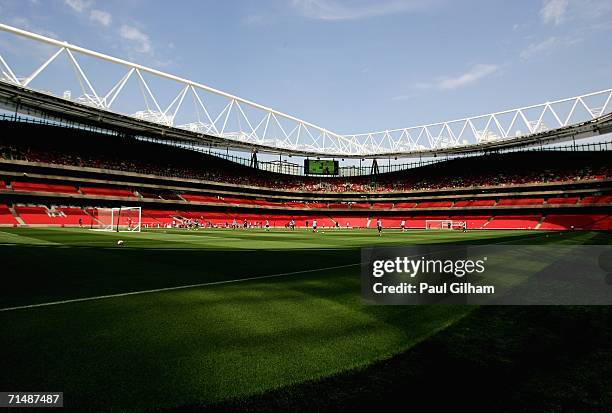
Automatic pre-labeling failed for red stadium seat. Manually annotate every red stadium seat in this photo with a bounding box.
[80,186,136,198]
[394,202,417,208]
[453,199,496,207]
[11,181,79,194]
[0,204,17,225]
[539,214,610,230]
[496,198,544,206]
[546,197,579,205]
[371,203,393,209]
[486,215,541,229]
[416,201,453,208]
[580,196,612,205]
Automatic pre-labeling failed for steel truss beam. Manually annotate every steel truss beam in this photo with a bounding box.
[0,23,610,157]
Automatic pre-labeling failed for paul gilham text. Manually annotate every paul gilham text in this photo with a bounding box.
[373,282,495,295]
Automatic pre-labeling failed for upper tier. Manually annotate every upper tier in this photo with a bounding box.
[0,121,610,195]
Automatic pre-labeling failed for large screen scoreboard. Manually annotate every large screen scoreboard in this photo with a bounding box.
[304,159,339,175]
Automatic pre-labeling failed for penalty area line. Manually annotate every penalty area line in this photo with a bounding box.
[0,263,360,313]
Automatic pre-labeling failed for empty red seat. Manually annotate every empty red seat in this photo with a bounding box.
[221,197,254,205]
[13,206,89,226]
[13,206,54,225]
[486,215,541,229]
[11,181,78,194]
[0,204,17,225]
[350,203,372,209]
[546,197,579,205]
[306,203,327,209]
[80,186,135,197]
[453,199,496,207]
[539,214,610,230]
[395,202,417,208]
[580,196,612,205]
[371,203,393,209]
[54,207,90,225]
[283,202,308,208]
[141,210,181,225]
[497,198,544,206]
[416,201,453,208]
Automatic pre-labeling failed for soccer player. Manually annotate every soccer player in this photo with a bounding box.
[377,218,382,236]
[400,219,406,232]
[265,219,270,231]
[243,218,248,229]
[312,219,317,232]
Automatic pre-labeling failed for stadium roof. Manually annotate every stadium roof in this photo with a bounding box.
[0,23,611,158]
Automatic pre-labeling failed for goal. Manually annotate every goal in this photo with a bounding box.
[425,219,466,230]
[92,207,141,232]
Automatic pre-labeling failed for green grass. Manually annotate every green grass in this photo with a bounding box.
[0,228,609,412]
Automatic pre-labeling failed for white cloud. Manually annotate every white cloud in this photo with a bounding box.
[540,0,568,25]
[520,37,558,59]
[290,0,436,20]
[434,64,499,91]
[64,0,92,13]
[90,9,112,26]
[119,25,152,54]
[520,36,581,59]
[404,64,500,96]
[7,16,58,39]
[576,0,612,19]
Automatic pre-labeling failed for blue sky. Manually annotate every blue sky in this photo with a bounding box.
[0,0,611,135]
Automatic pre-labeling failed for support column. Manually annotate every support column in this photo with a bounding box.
[250,150,259,169]
[370,159,379,175]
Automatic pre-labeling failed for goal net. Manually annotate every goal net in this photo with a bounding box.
[425,219,466,230]
[92,207,141,232]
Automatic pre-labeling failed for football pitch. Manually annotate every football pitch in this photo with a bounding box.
[0,228,610,412]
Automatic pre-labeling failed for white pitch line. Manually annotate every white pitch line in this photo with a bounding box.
[0,263,361,313]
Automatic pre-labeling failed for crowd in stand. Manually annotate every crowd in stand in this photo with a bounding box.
[0,123,609,193]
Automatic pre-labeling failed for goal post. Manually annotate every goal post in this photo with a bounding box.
[425,219,466,230]
[92,207,141,232]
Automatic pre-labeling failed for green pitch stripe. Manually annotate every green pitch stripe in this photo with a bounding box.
[0,263,361,313]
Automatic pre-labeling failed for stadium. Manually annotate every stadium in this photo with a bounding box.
[0,2,611,412]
